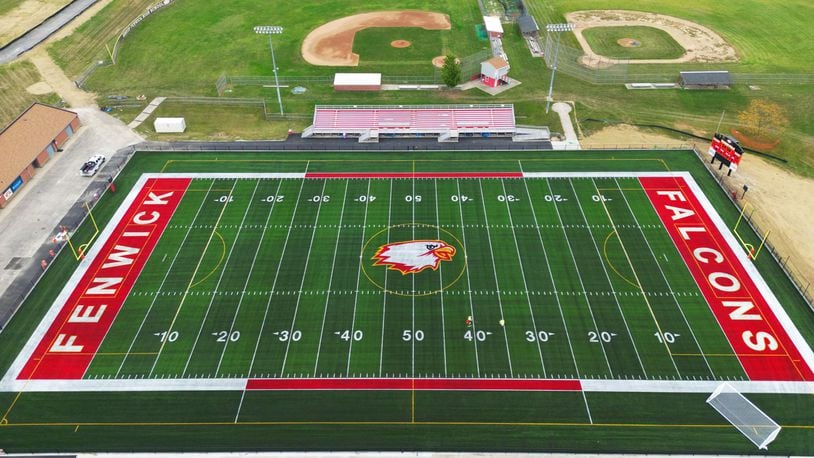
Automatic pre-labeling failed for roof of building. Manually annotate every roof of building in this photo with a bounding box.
[333,73,382,86]
[483,16,504,34]
[312,104,516,134]
[518,15,539,34]
[0,103,78,190]
[483,56,509,70]
[680,71,732,85]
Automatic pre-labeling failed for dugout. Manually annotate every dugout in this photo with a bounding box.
[518,15,540,37]
[0,103,79,208]
[679,71,732,89]
[333,73,382,91]
[483,16,504,38]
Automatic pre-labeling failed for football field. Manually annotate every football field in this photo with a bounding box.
[2,151,814,453]
[8,171,813,391]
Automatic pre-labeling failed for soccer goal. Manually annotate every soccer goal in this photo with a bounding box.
[706,383,781,449]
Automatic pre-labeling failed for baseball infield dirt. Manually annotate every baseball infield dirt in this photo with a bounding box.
[302,11,451,66]
[567,10,738,68]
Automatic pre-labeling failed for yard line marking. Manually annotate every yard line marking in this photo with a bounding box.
[148,179,237,376]
[181,179,262,376]
[346,179,372,375]
[477,179,514,377]
[500,179,546,376]
[433,180,448,376]
[568,179,648,378]
[613,178,715,377]
[455,179,481,377]
[235,176,308,423]
[312,181,349,372]
[280,179,329,375]
[378,180,393,376]
[215,179,284,375]
[545,178,614,376]
[411,177,416,378]
[113,179,215,377]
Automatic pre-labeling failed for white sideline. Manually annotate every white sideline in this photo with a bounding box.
[2,171,813,394]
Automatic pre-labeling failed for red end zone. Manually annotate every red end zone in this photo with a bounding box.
[640,176,814,382]
[17,178,190,380]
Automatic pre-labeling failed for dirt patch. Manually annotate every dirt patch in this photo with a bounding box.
[581,124,686,147]
[583,124,814,283]
[617,38,640,48]
[730,129,780,151]
[566,10,738,68]
[390,39,411,48]
[25,81,53,95]
[0,0,70,47]
[432,55,459,68]
[302,10,451,66]
[26,48,96,107]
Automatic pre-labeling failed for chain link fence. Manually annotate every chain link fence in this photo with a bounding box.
[542,33,814,86]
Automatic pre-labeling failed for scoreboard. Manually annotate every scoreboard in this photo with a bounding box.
[708,133,745,174]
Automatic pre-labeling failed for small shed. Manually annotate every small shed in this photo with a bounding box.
[518,15,539,37]
[154,117,187,133]
[333,73,382,91]
[480,57,510,88]
[679,71,732,89]
[483,16,504,38]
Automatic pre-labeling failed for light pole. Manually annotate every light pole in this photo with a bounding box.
[544,23,574,113]
[253,25,284,117]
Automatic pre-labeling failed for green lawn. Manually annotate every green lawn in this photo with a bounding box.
[582,26,686,60]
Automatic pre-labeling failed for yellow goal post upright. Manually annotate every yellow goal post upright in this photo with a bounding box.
[65,202,101,261]
[733,202,769,261]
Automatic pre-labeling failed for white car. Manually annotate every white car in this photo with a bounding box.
[80,154,106,177]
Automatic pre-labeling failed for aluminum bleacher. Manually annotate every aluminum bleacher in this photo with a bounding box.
[303,104,517,142]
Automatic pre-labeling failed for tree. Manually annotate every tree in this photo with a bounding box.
[736,99,789,141]
[441,55,462,88]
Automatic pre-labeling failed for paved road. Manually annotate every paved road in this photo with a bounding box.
[0,0,99,64]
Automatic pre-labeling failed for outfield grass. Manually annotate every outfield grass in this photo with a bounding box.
[582,26,686,60]
[0,150,812,453]
[0,60,61,127]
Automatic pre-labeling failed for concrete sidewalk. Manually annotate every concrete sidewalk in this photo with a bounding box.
[0,107,142,325]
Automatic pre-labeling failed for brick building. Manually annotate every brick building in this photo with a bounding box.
[0,103,80,208]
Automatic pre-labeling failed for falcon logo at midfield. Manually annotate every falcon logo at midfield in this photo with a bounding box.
[372,240,456,275]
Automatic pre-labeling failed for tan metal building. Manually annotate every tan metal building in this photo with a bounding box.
[0,103,80,208]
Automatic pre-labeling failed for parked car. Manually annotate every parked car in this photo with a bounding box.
[80,154,106,177]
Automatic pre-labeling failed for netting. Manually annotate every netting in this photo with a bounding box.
[706,383,781,449]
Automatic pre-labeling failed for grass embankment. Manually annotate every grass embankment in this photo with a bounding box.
[0,60,61,127]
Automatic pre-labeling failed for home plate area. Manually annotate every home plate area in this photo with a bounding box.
[4,172,813,394]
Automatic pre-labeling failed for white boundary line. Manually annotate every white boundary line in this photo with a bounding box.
[2,171,813,394]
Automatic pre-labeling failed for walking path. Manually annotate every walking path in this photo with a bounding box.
[128,96,166,128]
[551,102,581,150]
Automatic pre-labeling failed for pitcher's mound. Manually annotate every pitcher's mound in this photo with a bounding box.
[617,38,641,47]
[391,40,412,48]
[432,55,459,68]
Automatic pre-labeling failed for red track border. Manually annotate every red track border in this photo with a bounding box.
[247,378,582,391]
[305,172,524,179]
